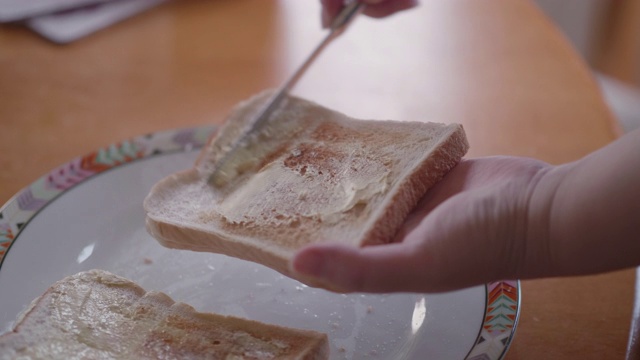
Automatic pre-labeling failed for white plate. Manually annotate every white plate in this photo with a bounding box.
[0,126,519,359]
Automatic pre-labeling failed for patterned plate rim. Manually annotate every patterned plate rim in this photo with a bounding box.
[0,126,520,359]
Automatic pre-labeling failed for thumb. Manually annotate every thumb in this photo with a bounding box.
[291,242,435,293]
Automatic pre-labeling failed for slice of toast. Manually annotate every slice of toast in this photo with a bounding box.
[0,269,328,360]
[144,91,469,285]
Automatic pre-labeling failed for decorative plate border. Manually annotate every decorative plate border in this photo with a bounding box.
[0,126,519,359]
[0,126,216,267]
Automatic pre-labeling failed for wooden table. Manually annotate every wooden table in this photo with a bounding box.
[0,0,632,358]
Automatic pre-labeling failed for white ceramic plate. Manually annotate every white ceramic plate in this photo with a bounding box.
[0,126,519,359]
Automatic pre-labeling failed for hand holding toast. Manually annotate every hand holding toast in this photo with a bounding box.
[293,128,640,293]
[292,156,550,293]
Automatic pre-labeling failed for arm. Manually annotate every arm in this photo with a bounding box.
[291,129,640,293]
[527,127,640,278]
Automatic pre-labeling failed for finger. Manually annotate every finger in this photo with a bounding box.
[362,0,419,19]
[319,0,343,28]
[291,242,434,293]
[321,0,419,28]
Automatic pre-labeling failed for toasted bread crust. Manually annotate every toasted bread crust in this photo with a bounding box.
[146,214,292,278]
[360,124,469,245]
[0,270,328,360]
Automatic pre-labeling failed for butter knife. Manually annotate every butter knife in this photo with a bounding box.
[208,1,364,187]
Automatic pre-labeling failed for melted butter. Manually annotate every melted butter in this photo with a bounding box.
[204,91,398,227]
[217,148,390,225]
[200,93,309,188]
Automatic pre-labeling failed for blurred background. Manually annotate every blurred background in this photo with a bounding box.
[535,0,640,133]
[0,0,638,133]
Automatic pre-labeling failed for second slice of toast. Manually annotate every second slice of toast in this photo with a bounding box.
[0,270,328,359]
[144,91,469,285]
